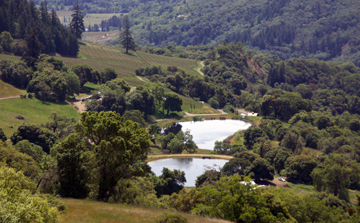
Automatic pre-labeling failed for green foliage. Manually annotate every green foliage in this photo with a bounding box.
[248,158,275,181]
[0,129,6,142]
[283,155,317,183]
[10,124,59,154]
[152,167,186,197]
[123,110,147,127]
[192,175,280,222]
[155,213,188,223]
[244,127,266,150]
[0,167,59,223]
[0,143,41,179]
[0,60,31,89]
[70,2,85,39]
[164,93,182,115]
[221,158,251,177]
[56,134,90,199]
[167,188,204,212]
[119,15,136,54]
[74,111,150,201]
[71,64,99,87]
[14,140,46,163]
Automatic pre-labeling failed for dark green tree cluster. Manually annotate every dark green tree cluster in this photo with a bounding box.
[0,0,78,57]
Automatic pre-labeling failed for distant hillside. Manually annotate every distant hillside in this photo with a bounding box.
[43,0,360,66]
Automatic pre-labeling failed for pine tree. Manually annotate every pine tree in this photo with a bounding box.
[119,15,136,54]
[70,2,85,39]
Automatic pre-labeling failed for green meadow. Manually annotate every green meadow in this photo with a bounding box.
[0,97,80,137]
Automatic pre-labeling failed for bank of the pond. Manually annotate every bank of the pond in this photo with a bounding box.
[146,154,233,162]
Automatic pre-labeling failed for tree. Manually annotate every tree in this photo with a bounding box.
[152,167,186,197]
[14,140,46,163]
[119,15,136,54]
[167,130,197,154]
[56,134,90,199]
[164,93,182,115]
[74,111,150,201]
[0,167,59,223]
[70,2,85,39]
[10,124,59,154]
[248,158,275,181]
[244,127,266,150]
[311,154,354,201]
[0,128,7,142]
[123,110,147,127]
[22,26,44,67]
[221,158,251,176]
[283,155,317,183]
[71,64,98,87]
[192,175,279,222]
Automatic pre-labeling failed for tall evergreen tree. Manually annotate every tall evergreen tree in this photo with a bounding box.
[119,15,136,54]
[70,2,85,39]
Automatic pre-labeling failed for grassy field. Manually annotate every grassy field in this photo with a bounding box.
[82,31,119,44]
[0,53,21,62]
[0,98,80,137]
[60,199,229,223]
[0,80,24,98]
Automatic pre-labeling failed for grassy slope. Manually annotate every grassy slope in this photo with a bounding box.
[0,80,24,98]
[60,199,230,223]
[0,98,80,137]
[57,42,199,87]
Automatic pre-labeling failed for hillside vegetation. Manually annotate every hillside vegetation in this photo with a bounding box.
[46,0,360,66]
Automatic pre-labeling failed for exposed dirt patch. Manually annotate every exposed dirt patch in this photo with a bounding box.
[70,97,88,113]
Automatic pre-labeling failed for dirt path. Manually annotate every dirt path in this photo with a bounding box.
[182,110,226,117]
[196,61,205,76]
[0,95,20,100]
[70,96,89,113]
[147,154,233,162]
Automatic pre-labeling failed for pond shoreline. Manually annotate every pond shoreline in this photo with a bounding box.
[146,154,233,162]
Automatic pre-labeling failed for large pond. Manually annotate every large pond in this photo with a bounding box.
[163,119,251,150]
[149,158,228,187]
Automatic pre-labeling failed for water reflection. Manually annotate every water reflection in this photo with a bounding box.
[149,158,228,187]
[178,119,252,150]
[161,123,182,135]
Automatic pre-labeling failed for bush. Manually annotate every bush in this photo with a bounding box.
[155,213,188,223]
[15,114,24,120]
[28,93,33,99]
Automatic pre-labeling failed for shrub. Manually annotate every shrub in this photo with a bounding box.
[155,213,188,223]
[28,93,33,99]
[16,114,24,120]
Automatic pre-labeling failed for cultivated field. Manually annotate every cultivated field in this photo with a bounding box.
[82,30,118,43]
[60,198,230,223]
[0,98,80,137]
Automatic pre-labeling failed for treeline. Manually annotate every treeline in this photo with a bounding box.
[0,55,118,102]
[0,0,78,56]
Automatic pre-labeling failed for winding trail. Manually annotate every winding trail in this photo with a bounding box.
[0,95,20,100]
[182,109,226,117]
[196,61,205,76]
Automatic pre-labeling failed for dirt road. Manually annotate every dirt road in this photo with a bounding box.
[196,61,205,76]
[0,95,20,100]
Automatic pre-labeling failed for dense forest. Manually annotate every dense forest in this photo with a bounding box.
[41,0,360,66]
[0,0,78,57]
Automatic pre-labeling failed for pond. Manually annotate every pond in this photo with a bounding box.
[148,158,228,187]
[163,119,251,150]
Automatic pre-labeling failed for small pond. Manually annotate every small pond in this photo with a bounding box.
[163,119,251,150]
[148,158,228,187]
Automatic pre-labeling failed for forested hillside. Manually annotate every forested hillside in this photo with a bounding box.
[45,0,360,66]
[0,0,78,56]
